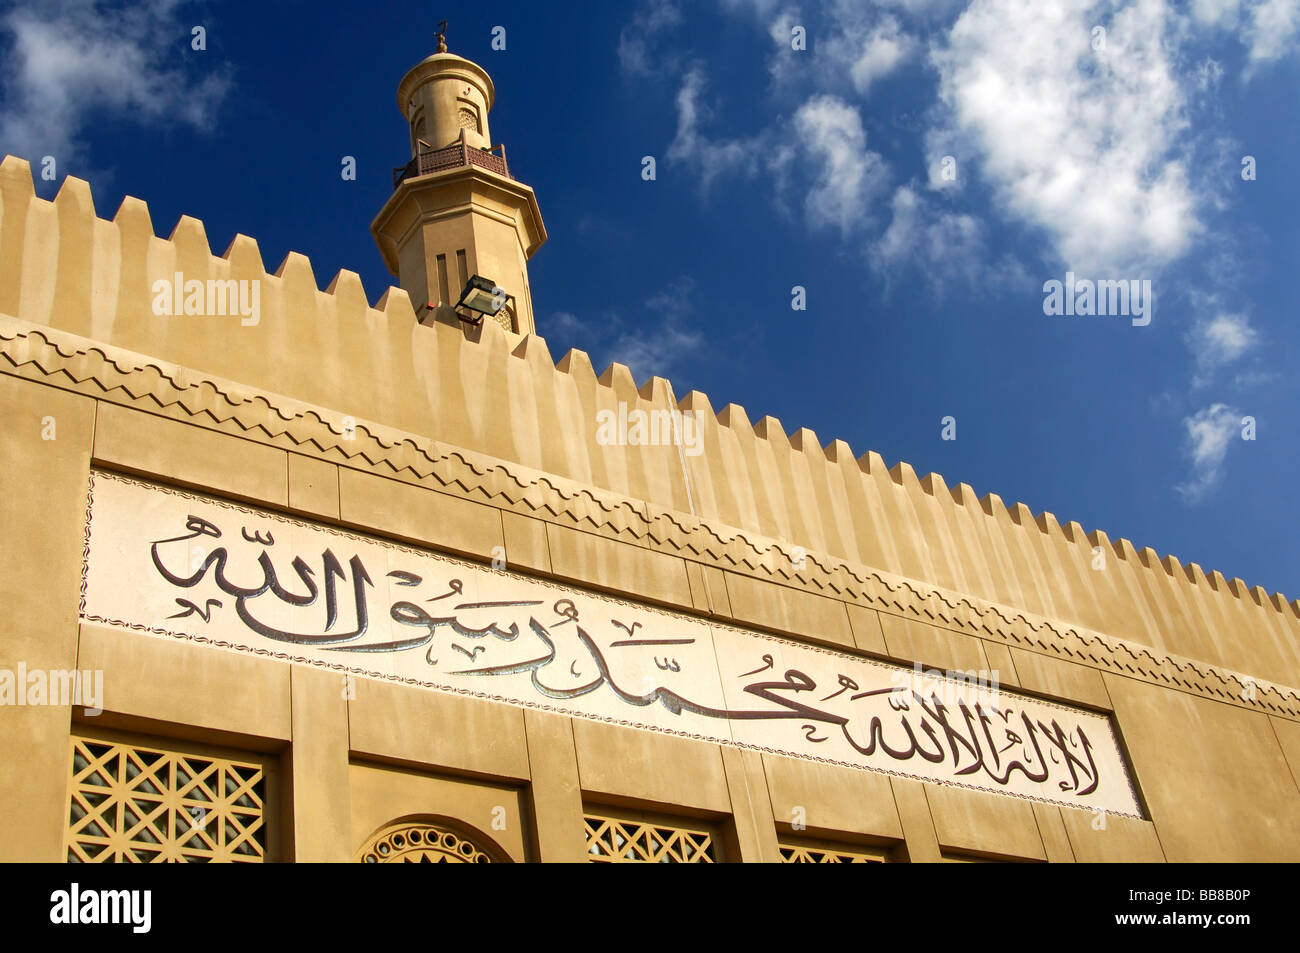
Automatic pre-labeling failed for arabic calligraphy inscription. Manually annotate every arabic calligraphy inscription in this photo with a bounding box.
[79,471,1142,817]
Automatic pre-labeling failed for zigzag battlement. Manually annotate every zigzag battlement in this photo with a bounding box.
[2,154,1296,691]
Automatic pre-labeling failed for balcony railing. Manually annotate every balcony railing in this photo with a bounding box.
[393,130,512,189]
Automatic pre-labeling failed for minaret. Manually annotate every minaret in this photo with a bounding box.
[371,24,546,334]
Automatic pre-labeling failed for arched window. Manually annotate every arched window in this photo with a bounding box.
[456,100,481,134]
[410,109,426,153]
[355,816,507,863]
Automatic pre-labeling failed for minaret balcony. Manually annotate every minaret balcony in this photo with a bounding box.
[392,131,512,189]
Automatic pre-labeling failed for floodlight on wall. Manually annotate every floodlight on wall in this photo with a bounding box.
[454,275,504,326]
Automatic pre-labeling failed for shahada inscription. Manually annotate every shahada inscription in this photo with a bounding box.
[79,471,1142,817]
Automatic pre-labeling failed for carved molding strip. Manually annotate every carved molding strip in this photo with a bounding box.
[5,314,1297,723]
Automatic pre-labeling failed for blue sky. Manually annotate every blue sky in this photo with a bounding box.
[2,0,1296,598]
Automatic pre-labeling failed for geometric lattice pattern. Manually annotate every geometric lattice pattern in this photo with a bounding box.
[357,822,495,863]
[779,842,886,863]
[457,106,480,133]
[490,305,514,334]
[584,813,716,863]
[67,736,267,863]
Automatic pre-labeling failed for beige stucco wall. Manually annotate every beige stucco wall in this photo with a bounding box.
[2,154,1299,862]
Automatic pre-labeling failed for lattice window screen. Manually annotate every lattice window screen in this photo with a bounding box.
[457,106,481,133]
[584,812,716,863]
[67,733,269,863]
[491,305,514,333]
[779,841,887,863]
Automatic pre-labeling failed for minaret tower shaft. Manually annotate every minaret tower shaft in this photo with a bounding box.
[371,25,546,334]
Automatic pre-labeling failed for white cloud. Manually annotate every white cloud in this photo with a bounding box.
[607,279,706,381]
[874,0,966,16]
[611,276,712,377]
[717,0,791,20]
[667,66,888,230]
[1233,369,1279,387]
[1190,0,1300,64]
[0,0,232,169]
[666,67,710,163]
[1192,56,1227,93]
[872,185,980,279]
[619,0,683,77]
[667,66,772,193]
[1243,0,1300,64]
[703,0,1297,277]
[760,3,921,95]
[929,0,1204,277]
[544,311,586,336]
[845,16,918,93]
[692,0,1291,409]
[870,184,1027,294]
[1186,311,1258,383]
[1191,0,1243,28]
[763,7,806,84]
[1176,403,1244,501]
[1059,0,1300,67]
[792,95,887,233]
[607,322,703,382]
[542,280,705,383]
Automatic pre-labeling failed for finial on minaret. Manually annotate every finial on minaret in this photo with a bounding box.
[435,20,448,53]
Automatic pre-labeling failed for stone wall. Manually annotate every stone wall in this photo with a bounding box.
[2,153,1299,861]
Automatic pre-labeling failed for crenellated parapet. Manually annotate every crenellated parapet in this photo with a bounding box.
[2,153,1297,698]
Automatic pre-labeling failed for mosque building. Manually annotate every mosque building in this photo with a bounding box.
[1,31,1298,863]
